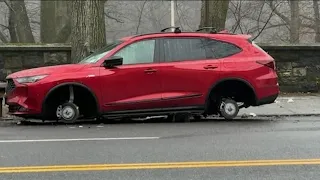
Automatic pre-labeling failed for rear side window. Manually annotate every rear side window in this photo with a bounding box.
[163,38,207,62]
[205,39,242,59]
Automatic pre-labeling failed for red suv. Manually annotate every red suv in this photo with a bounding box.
[5,27,279,123]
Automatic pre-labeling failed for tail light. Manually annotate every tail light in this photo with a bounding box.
[256,60,275,70]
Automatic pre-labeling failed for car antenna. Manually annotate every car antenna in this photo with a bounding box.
[195,27,217,34]
[161,27,182,33]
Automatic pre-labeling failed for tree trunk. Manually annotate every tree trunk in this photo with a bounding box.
[289,0,300,43]
[54,1,71,43]
[40,1,57,43]
[41,1,71,43]
[71,0,106,63]
[9,0,35,43]
[313,0,320,42]
[199,0,230,31]
[8,7,18,43]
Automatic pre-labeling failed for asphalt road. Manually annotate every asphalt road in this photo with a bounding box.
[1,116,320,180]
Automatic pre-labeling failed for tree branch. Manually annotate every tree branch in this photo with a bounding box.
[30,20,40,25]
[0,31,8,43]
[0,24,8,29]
[136,0,148,34]
[253,1,282,41]
[267,0,290,24]
[104,12,124,23]
[3,0,14,12]
[300,14,315,21]
[249,23,287,34]
[256,2,265,29]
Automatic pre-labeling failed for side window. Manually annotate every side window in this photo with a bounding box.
[114,39,155,65]
[163,38,207,62]
[205,39,242,59]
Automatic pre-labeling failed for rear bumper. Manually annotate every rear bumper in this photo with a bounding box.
[255,93,278,106]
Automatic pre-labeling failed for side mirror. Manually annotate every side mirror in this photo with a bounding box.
[103,56,123,68]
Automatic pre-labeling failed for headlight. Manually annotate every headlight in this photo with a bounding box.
[15,75,48,84]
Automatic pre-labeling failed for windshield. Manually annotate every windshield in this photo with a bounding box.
[78,40,123,64]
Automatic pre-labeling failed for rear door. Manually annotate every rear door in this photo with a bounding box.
[157,37,221,108]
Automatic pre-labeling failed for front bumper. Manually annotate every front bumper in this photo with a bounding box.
[5,79,47,116]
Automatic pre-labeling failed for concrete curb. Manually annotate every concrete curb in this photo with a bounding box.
[239,114,320,118]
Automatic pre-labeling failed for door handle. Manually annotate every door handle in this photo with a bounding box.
[144,68,157,73]
[203,65,217,69]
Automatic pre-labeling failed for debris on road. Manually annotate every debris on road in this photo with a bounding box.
[287,98,294,103]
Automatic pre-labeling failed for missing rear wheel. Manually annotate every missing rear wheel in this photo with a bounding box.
[219,99,239,120]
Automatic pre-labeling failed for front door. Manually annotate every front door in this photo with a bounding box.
[99,39,163,112]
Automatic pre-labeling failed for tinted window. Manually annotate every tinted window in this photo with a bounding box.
[163,38,207,62]
[114,39,155,65]
[205,40,242,59]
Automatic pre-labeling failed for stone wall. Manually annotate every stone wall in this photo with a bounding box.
[260,44,320,92]
[0,43,319,92]
[0,44,71,81]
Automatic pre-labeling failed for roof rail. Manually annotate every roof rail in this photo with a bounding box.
[195,27,218,33]
[218,30,229,34]
[161,27,182,33]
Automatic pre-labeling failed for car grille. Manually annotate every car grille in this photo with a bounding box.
[8,104,21,113]
[6,79,15,93]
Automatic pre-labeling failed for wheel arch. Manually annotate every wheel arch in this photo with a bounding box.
[41,82,100,115]
[205,77,258,108]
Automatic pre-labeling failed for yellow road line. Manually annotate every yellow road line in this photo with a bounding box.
[1,159,320,173]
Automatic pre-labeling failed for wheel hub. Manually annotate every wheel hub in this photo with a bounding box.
[224,103,236,115]
[62,106,75,120]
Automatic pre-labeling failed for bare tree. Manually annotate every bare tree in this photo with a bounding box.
[2,0,320,45]
[71,0,106,63]
[0,30,8,43]
[266,0,300,43]
[200,0,230,31]
[40,1,71,43]
[40,1,56,43]
[135,0,148,34]
[289,0,300,43]
[8,3,18,43]
[7,0,34,43]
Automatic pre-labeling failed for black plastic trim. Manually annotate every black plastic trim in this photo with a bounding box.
[255,94,278,106]
[103,105,205,118]
[154,38,161,63]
